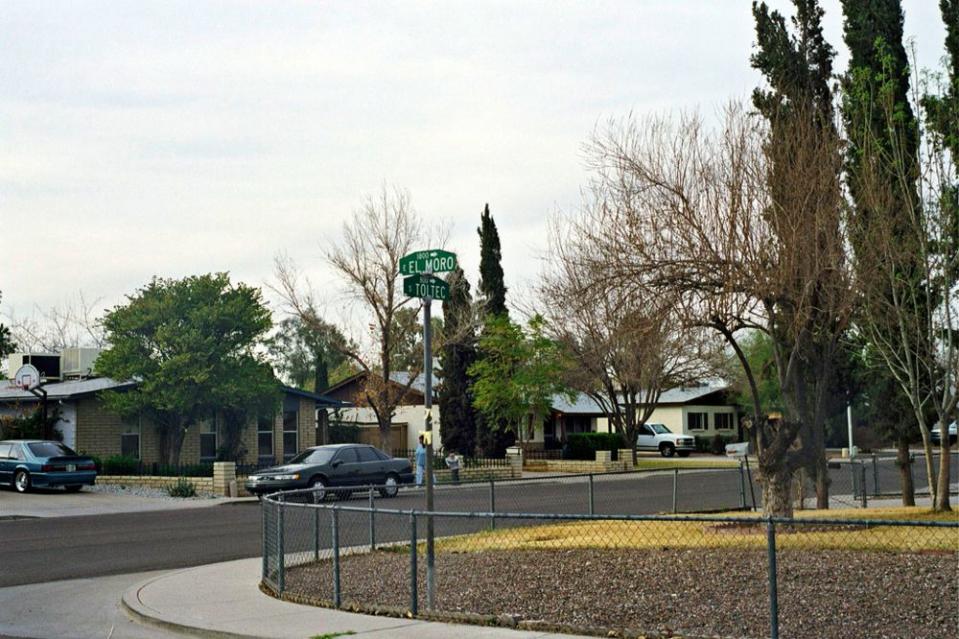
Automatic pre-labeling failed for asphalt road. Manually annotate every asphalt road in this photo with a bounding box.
[1,456,954,589]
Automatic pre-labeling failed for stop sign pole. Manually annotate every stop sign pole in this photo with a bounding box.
[400,249,456,611]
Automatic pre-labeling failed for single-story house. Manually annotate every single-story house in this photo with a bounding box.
[322,371,438,451]
[0,377,347,466]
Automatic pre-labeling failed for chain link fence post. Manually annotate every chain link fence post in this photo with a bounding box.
[860,462,868,508]
[766,517,779,639]
[488,478,496,531]
[872,454,880,497]
[588,473,595,516]
[738,460,746,510]
[332,506,341,608]
[409,510,418,616]
[313,504,319,562]
[261,499,268,582]
[277,497,285,595]
[368,486,377,551]
[672,468,678,513]
[850,460,859,501]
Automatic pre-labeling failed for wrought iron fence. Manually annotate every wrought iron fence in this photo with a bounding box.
[391,449,511,470]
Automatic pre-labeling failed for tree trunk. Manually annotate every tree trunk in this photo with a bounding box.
[760,462,794,518]
[934,420,952,511]
[814,455,829,510]
[157,423,187,465]
[378,417,392,454]
[896,437,915,507]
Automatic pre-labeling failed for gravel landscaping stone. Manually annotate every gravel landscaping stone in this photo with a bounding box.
[88,482,216,500]
[283,547,958,639]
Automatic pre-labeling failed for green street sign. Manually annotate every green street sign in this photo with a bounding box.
[399,249,457,276]
[403,274,450,301]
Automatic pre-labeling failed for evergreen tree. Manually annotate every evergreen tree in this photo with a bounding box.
[438,268,477,455]
[477,204,508,317]
[0,292,14,361]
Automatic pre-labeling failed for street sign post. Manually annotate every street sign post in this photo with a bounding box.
[403,274,450,301]
[399,249,457,276]
[399,248,457,611]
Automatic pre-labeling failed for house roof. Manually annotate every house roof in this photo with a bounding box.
[0,377,136,402]
[551,394,607,415]
[0,377,349,408]
[280,385,350,407]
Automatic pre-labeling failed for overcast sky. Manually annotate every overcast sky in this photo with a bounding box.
[1,1,948,338]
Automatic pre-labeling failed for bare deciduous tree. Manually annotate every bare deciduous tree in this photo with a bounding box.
[577,104,852,517]
[538,202,720,465]
[5,292,106,353]
[274,186,429,451]
[848,71,957,512]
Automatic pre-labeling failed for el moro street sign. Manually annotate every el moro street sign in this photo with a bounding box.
[399,249,457,276]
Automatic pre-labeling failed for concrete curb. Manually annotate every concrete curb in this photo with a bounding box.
[121,571,271,639]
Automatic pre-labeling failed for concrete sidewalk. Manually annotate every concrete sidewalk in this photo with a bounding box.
[123,558,594,639]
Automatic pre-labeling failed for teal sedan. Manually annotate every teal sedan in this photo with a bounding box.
[0,440,97,493]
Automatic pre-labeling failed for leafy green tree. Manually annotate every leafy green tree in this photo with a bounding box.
[388,307,444,372]
[477,204,508,317]
[267,316,349,393]
[470,315,573,449]
[97,274,279,464]
[438,268,478,455]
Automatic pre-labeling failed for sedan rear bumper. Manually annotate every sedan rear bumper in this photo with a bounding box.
[31,471,97,487]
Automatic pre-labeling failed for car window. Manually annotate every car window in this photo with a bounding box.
[650,424,671,435]
[27,442,77,458]
[289,448,335,465]
[639,425,653,436]
[11,445,25,461]
[0,444,10,459]
[356,447,379,463]
[373,448,391,461]
[334,448,358,463]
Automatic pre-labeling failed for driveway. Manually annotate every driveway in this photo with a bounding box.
[0,486,234,519]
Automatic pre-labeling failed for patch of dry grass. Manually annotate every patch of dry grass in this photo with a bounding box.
[434,506,959,554]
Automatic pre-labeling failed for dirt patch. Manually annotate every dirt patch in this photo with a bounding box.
[284,547,957,639]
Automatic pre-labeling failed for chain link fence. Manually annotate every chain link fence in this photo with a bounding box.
[262,478,958,639]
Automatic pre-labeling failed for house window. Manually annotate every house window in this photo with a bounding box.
[715,413,734,430]
[283,410,298,461]
[257,415,274,460]
[121,419,141,459]
[688,412,708,431]
[200,415,218,461]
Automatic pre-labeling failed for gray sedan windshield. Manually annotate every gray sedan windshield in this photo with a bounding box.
[288,448,335,465]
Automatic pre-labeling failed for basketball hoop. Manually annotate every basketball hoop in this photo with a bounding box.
[14,364,41,391]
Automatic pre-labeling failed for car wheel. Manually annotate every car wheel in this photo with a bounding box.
[309,477,327,503]
[677,450,690,458]
[14,470,30,493]
[64,485,83,493]
[659,443,676,458]
[379,474,400,498]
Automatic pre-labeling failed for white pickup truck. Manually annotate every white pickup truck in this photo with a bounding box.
[636,423,695,457]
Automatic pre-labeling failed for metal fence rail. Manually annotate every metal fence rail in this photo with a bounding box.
[262,482,959,639]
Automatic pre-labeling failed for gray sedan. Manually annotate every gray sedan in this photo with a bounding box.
[245,444,414,500]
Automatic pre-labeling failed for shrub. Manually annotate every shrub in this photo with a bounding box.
[695,434,736,455]
[102,454,140,475]
[167,477,197,498]
[563,432,624,461]
[328,423,361,444]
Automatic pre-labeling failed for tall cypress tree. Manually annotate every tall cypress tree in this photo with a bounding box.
[841,0,923,504]
[475,204,515,455]
[477,204,508,318]
[438,268,477,455]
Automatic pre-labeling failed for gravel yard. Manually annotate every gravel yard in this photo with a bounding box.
[283,547,958,639]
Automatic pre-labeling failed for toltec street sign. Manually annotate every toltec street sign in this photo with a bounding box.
[399,249,457,276]
[403,274,450,301]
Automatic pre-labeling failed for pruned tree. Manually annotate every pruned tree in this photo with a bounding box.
[580,98,852,517]
[539,208,718,465]
[5,291,106,353]
[274,185,428,452]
